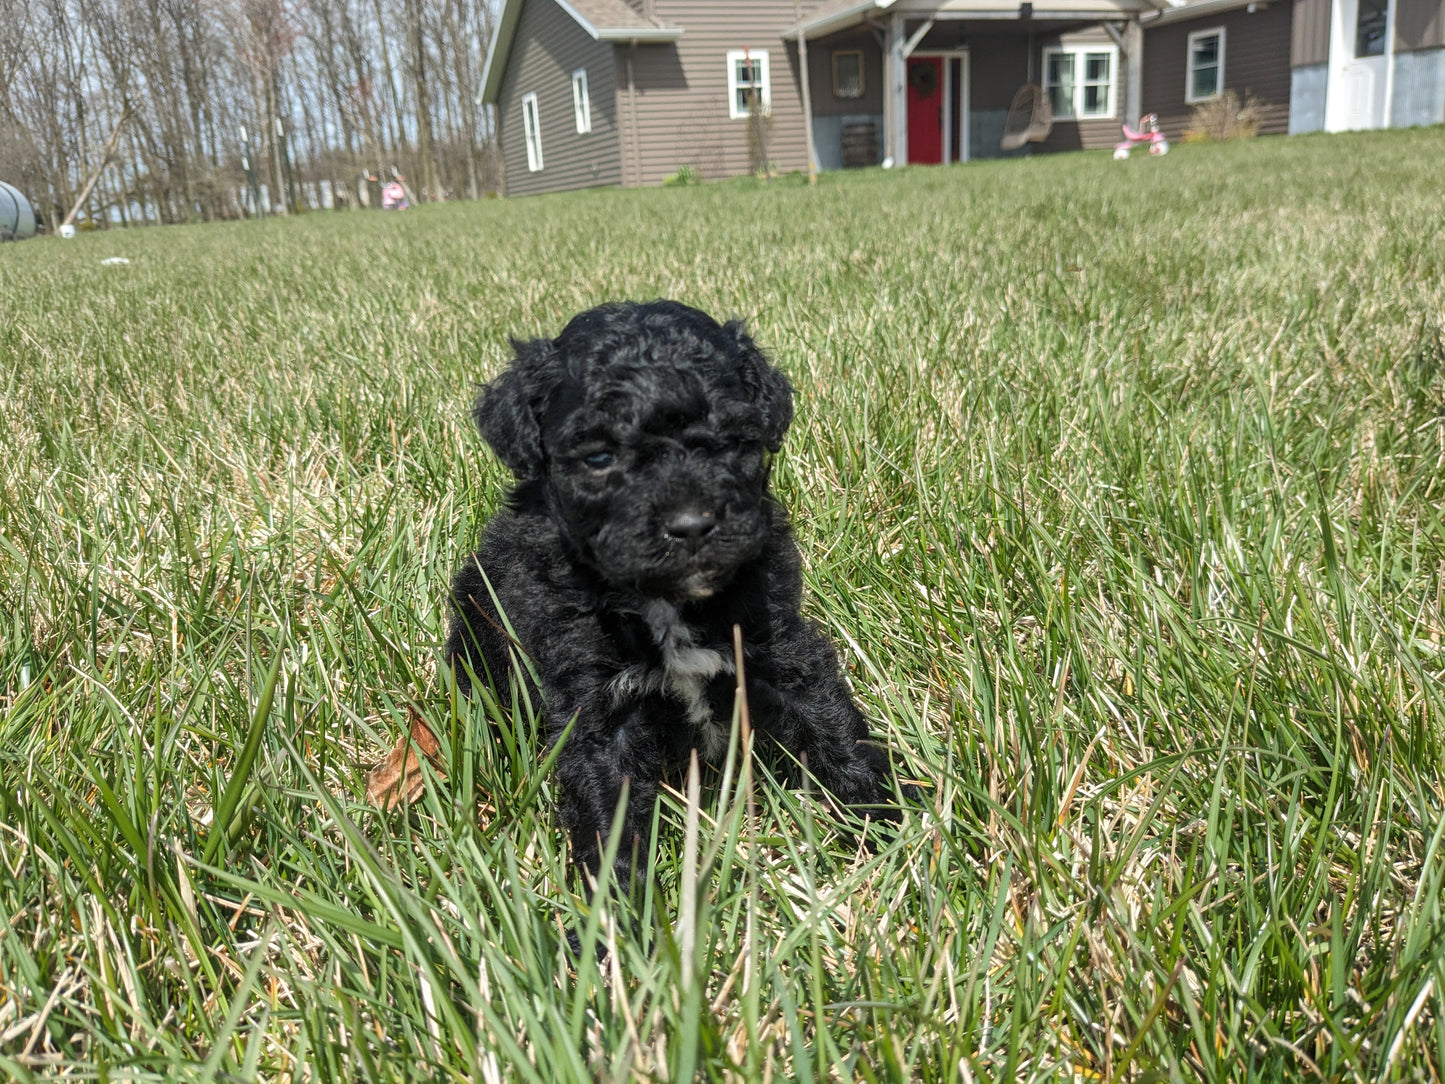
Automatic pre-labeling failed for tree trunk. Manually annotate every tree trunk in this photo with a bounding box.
[405,0,439,199]
[63,106,131,227]
[371,0,407,157]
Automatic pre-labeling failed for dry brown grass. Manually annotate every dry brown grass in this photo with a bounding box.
[1183,90,1265,143]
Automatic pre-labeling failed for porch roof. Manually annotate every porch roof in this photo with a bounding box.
[1138,0,1252,24]
[481,0,682,105]
[784,0,1175,39]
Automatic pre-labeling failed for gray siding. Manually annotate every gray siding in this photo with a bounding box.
[1391,47,1445,122]
[968,32,1033,113]
[806,29,885,118]
[1396,0,1445,51]
[497,0,623,197]
[1292,0,1330,66]
[967,31,1034,158]
[615,0,822,185]
[1289,62,1327,131]
[804,28,885,169]
[1141,2,1293,141]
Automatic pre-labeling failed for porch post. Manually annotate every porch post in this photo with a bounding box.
[794,4,819,181]
[1122,19,1143,128]
[1382,0,1397,125]
[889,12,908,164]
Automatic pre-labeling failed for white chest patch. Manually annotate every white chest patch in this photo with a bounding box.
[607,600,735,761]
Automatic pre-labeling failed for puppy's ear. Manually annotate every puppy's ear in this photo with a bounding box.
[726,319,794,452]
[474,337,559,480]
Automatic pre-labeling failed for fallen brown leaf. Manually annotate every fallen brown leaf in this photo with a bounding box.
[366,706,446,809]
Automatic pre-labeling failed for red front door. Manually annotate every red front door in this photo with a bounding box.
[907,57,944,164]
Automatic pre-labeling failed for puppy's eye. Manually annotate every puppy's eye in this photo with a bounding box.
[583,451,616,470]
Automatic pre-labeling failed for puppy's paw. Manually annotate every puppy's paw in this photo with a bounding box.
[847,781,919,849]
[564,924,610,966]
[861,792,912,826]
[860,765,921,820]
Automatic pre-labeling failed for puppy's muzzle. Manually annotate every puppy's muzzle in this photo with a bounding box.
[664,509,717,551]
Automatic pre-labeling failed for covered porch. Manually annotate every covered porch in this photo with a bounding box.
[787,0,1171,168]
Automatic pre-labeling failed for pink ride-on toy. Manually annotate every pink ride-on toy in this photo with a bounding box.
[1114,113,1169,159]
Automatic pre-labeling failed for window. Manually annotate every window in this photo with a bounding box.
[1186,28,1225,103]
[1043,44,1118,119]
[833,49,863,99]
[521,92,542,171]
[1355,0,1387,57]
[726,49,771,119]
[572,69,592,133]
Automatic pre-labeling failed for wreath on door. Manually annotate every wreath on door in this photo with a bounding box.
[909,62,938,98]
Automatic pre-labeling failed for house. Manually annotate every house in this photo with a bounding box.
[480,0,1177,195]
[479,0,1445,197]
[1138,0,1295,141]
[1287,0,1445,131]
[1138,0,1445,137]
[786,0,1171,163]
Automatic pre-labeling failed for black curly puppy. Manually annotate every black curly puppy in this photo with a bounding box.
[445,300,904,890]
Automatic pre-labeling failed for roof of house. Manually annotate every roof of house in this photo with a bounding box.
[784,0,897,40]
[563,0,669,34]
[482,0,1186,105]
[481,0,683,105]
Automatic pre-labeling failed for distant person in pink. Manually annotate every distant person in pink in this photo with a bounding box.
[382,181,408,210]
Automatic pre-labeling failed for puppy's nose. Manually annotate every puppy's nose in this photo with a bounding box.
[665,510,716,543]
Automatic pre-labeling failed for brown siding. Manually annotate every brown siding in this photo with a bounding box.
[1396,0,1445,50]
[614,46,642,186]
[1037,116,1122,152]
[497,0,623,197]
[618,0,820,184]
[1292,0,1331,66]
[1142,3,1293,141]
[1038,27,1130,153]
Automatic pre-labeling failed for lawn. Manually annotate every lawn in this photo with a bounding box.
[3,128,1445,1081]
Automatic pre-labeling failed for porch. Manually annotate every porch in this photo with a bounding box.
[788,0,1170,168]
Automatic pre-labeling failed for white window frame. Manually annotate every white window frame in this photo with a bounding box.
[1042,43,1119,120]
[571,68,592,133]
[726,49,771,120]
[521,91,542,171]
[1185,27,1226,104]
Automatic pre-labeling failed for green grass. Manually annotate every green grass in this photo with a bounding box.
[3,128,1445,1080]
